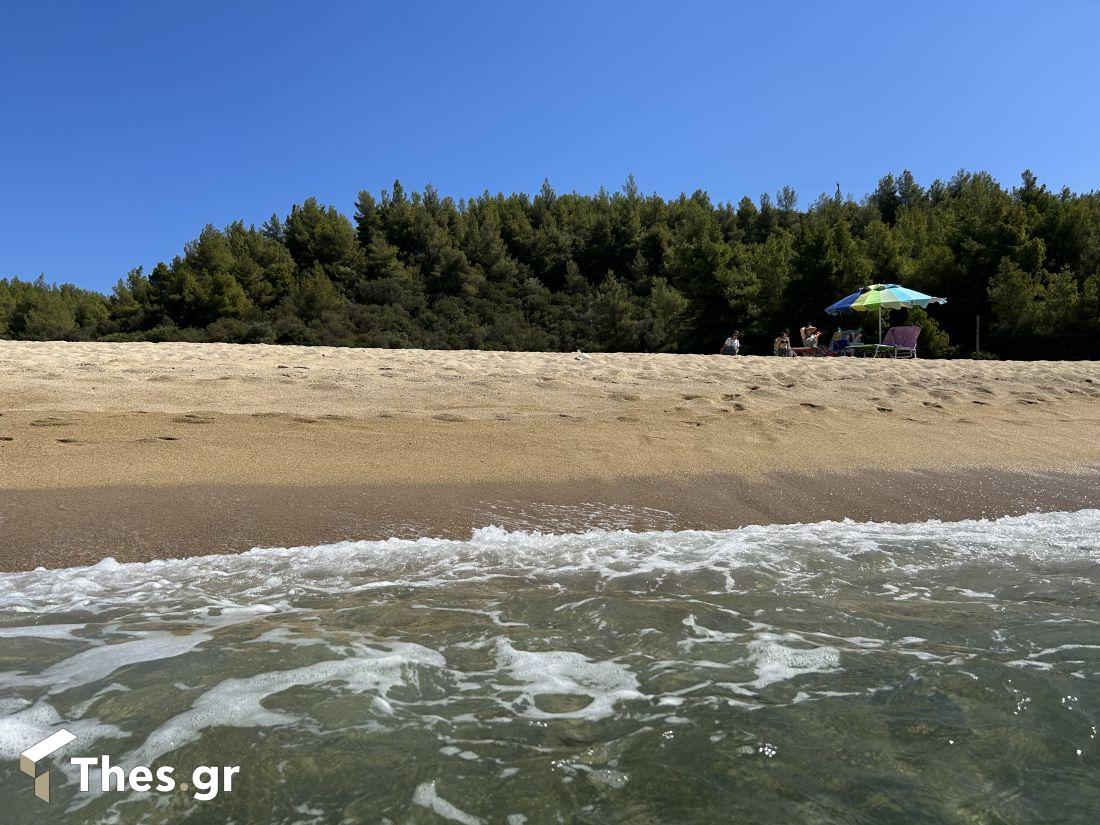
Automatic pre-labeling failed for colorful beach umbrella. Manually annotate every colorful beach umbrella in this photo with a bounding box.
[825,283,946,342]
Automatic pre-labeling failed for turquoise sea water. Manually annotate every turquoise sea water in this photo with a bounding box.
[0,511,1097,823]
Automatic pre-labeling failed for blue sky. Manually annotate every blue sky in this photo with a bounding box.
[2,1,1098,293]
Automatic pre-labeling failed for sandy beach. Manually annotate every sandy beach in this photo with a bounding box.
[2,340,1099,570]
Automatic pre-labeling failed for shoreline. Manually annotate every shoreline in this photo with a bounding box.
[3,341,1100,571]
[3,468,1099,571]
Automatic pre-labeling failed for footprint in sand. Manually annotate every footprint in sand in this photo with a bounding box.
[433,413,468,422]
[609,392,641,402]
[29,417,77,427]
[800,402,825,411]
[0,436,12,442]
[172,414,214,424]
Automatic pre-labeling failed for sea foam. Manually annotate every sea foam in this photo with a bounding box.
[1,509,1096,616]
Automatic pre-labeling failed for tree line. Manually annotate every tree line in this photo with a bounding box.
[2,170,1098,358]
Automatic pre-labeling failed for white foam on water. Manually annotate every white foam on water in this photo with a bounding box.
[0,507,1097,790]
[0,700,124,759]
[439,745,479,761]
[412,604,528,627]
[245,627,330,648]
[69,681,132,718]
[0,630,211,694]
[678,618,842,688]
[1006,644,1100,675]
[494,638,645,720]
[743,638,841,689]
[291,802,326,825]
[567,764,630,789]
[946,587,996,599]
[412,780,484,825]
[1,509,1096,614]
[126,640,445,766]
[0,623,89,639]
[680,613,747,648]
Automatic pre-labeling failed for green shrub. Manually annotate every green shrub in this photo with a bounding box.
[906,306,956,357]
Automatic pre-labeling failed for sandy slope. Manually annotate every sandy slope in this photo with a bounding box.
[1,341,1099,491]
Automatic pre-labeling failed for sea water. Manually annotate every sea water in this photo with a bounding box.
[0,511,1097,823]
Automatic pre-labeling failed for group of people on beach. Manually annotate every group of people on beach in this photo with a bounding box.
[720,322,860,356]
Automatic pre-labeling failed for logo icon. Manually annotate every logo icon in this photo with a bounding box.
[20,729,76,803]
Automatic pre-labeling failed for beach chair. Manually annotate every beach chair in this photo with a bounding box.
[848,325,921,358]
[827,329,860,356]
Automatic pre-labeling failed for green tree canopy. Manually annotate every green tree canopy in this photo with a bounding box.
[3,171,1098,359]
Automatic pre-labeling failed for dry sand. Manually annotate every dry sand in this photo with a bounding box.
[2,341,1099,569]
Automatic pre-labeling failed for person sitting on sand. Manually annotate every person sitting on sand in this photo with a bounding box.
[720,331,741,355]
[774,329,793,356]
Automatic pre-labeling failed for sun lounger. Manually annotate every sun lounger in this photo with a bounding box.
[847,325,921,358]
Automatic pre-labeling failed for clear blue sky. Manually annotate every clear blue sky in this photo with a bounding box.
[2,1,1098,293]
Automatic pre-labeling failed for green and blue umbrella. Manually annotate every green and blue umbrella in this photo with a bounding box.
[826,283,946,343]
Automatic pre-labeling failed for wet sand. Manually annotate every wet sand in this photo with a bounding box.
[2,341,1099,570]
[2,468,1100,571]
